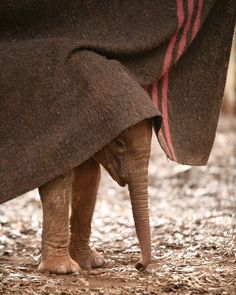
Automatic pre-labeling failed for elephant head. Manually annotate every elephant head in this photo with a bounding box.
[93,119,152,271]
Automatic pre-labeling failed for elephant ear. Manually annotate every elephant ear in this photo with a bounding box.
[0,49,161,204]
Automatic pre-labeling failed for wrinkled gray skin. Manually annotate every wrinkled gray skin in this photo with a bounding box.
[38,119,152,274]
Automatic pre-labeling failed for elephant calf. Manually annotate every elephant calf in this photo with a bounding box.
[38,119,152,274]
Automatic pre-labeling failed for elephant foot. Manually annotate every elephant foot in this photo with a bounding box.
[72,248,104,270]
[38,255,80,274]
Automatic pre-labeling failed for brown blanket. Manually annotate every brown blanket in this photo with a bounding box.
[0,0,235,204]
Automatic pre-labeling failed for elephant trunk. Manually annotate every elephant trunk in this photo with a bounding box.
[127,147,151,271]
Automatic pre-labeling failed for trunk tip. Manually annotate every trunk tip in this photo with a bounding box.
[135,261,148,272]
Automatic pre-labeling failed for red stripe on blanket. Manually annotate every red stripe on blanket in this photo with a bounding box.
[161,0,184,161]
[152,82,172,156]
[191,0,203,41]
[176,0,194,60]
[162,74,177,160]
[162,0,184,76]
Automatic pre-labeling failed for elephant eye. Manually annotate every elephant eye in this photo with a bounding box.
[112,139,126,151]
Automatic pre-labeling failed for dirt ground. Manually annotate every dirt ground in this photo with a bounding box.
[0,116,235,295]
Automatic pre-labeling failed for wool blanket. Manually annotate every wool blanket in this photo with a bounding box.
[0,0,235,203]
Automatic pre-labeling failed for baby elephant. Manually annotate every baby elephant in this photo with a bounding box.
[38,119,152,274]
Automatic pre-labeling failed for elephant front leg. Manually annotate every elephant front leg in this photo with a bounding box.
[69,158,104,270]
[38,173,80,274]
